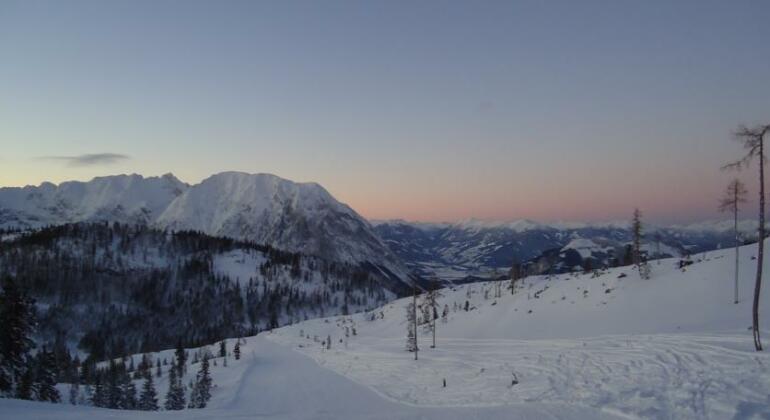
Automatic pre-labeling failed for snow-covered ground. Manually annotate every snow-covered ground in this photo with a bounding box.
[4,242,770,419]
[268,241,770,419]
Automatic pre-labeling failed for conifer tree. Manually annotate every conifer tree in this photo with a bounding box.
[35,348,60,403]
[233,340,241,361]
[121,374,137,409]
[138,373,159,411]
[0,277,37,394]
[188,355,212,409]
[91,374,105,407]
[174,340,187,377]
[631,209,650,279]
[219,340,227,358]
[69,379,80,405]
[106,361,121,409]
[15,366,34,400]
[164,361,186,410]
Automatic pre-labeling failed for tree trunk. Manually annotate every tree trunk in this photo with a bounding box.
[431,304,436,349]
[754,139,764,351]
[735,204,740,304]
[413,284,418,360]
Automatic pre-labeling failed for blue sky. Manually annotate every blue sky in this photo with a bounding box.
[1,1,769,223]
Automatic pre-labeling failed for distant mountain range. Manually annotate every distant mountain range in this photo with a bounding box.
[0,172,410,290]
[372,218,758,281]
[0,172,758,285]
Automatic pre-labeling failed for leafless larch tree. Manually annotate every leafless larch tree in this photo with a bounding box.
[723,123,770,351]
[718,178,748,304]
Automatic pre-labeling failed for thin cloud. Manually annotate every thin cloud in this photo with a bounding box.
[40,153,130,166]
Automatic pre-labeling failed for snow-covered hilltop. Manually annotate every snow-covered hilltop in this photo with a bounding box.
[0,172,410,285]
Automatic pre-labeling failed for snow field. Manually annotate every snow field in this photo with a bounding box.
[267,241,770,418]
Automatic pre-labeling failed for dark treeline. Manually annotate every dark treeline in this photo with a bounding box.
[0,277,60,403]
[0,222,391,364]
[0,275,214,411]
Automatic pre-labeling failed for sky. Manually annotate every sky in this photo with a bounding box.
[1,1,769,224]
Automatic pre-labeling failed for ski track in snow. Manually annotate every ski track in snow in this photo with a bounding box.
[268,332,770,419]
[0,336,623,420]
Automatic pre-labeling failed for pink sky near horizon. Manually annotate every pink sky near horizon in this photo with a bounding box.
[0,154,759,226]
[2,1,769,226]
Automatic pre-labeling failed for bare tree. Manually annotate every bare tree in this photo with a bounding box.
[407,282,420,360]
[723,123,770,351]
[422,280,443,349]
[718,178,748,304]
[510,263,522,295]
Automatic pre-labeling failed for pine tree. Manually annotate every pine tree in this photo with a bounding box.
[219,340,227,358]
[164,361,185,410]
[233,340,241,361]
[138,373,159,411]
[0,277,37,394]
[631,209,650,279]
[121,374,137,409]
[69,379,80,405]
[156,359,162,378]
[15,366,34,400]
[723,123,770,351]
[188,355,212,409]
[174,340,187,377]
[106,361,121,408]
[35,348,60,403]
[91,375,106,407]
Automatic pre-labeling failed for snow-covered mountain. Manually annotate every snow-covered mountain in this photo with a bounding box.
[155,172,405,277]
[0,173,188,229]
[0,172,410,287]
[373,218,758,280]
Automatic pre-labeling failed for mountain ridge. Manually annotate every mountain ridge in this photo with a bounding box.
[0,172,411,288]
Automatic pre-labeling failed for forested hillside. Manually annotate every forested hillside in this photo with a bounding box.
[0,223,394,362]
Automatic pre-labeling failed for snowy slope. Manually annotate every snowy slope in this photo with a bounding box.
[0,336,621,420]
[266,240,770,418]
[0,174,187,229]
[7,240,770,419]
